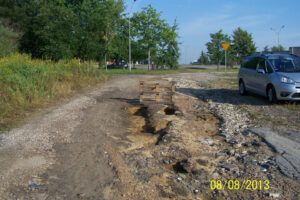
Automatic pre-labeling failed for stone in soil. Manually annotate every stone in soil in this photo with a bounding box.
[221,164,238,171]
[29,183,40,190]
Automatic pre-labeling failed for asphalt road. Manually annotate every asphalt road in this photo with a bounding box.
[251,128,300,181]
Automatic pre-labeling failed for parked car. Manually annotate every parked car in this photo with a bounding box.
[106,61,128,69]
[238,53,300,103]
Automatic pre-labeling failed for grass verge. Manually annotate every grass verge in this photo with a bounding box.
[178,67,239,73]
[0,57,249,130]
[99,68,180,75]
[0,57,184,130]
[99,67,239,75]
[0,54,107,130]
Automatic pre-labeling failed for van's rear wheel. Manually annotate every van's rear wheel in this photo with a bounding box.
[239,81,247,96]
[267,86,277,103]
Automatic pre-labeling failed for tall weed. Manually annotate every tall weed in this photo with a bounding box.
[0,54,104,129]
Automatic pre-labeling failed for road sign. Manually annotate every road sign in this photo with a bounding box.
[221,43,230,72]
[221,43,230,51]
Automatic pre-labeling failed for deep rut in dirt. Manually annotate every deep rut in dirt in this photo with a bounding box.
[121,93,221,199]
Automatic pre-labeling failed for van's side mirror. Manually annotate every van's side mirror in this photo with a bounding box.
[257,69,265,74]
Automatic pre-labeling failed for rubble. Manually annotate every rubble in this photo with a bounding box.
[118,76,300,199]
[28,183,40,190]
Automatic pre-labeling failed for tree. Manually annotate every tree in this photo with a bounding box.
[1,0,124,61]
[198,51,209,65]
[271,45,285,52]
[153,20,180,69]
[132,5,168,70]
[108,18,129,62]
[100,0,125,68]
[0,0,180,67]
[0,0,28,29]
[20,1,78,60]
[206,29,231,69]
[232,27,256,64]
[263,45,269,53]
[0,22,19,57]
[163,20,180,69]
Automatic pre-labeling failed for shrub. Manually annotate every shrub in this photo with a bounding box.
[0,54,104,129]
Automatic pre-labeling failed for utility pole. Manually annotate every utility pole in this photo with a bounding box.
[270,25,285,49]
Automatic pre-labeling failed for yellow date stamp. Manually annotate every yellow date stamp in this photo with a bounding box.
[210,180,270,190]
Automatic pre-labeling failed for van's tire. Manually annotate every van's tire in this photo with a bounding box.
[239,80,247,96]
[267,85,277,103]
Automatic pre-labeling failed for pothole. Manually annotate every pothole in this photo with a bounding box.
[163,107,176,115]
[172,161,188,173]
[128,106,155,133]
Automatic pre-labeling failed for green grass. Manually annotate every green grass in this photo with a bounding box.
[98,67,240,75]
[0,57,245,130]
[280,102,300,111]
[0,57,184,130]
[178,67,239,73]
[248,112,290,126]
[99,68,180,75]
[0,54,107,130]
[218,72,238,77]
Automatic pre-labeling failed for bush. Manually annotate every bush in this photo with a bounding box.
[0,54,105,129]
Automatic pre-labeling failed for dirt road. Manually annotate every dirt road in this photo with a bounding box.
[0,73,299,200]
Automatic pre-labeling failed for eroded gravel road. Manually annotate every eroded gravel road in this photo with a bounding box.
[0,75,146,199]
[0,72,299,200]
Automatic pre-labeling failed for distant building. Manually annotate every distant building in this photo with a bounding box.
[191,60,199,65]
[289,47,300,57]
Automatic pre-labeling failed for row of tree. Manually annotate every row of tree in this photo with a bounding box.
[263,45,285,53]
[197,28,256,68]
[198,28,286,68]
[0,0,180,69]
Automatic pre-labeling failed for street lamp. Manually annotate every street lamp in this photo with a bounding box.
[129,0,137,72]
[270,25,285,49]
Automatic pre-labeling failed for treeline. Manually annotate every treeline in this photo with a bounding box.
[198,28,288,68]
[263,45,285,53]
[0,0,179,68]
[197,28,256,68]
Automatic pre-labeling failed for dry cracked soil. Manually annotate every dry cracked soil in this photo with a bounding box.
[0,72,299,200]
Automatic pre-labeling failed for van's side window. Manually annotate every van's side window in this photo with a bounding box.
[257,58,273,73]
[245,57,258,70]
[257,58,265,70]
[266,61,273,73]
[242,58,250,68]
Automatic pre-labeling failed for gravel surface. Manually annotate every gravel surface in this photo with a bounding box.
[0,72,299,200]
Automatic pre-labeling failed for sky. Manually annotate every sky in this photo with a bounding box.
[124,0,300,64]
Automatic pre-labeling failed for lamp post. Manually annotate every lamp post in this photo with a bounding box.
[129,0,137,72]
[270,25,285,49]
